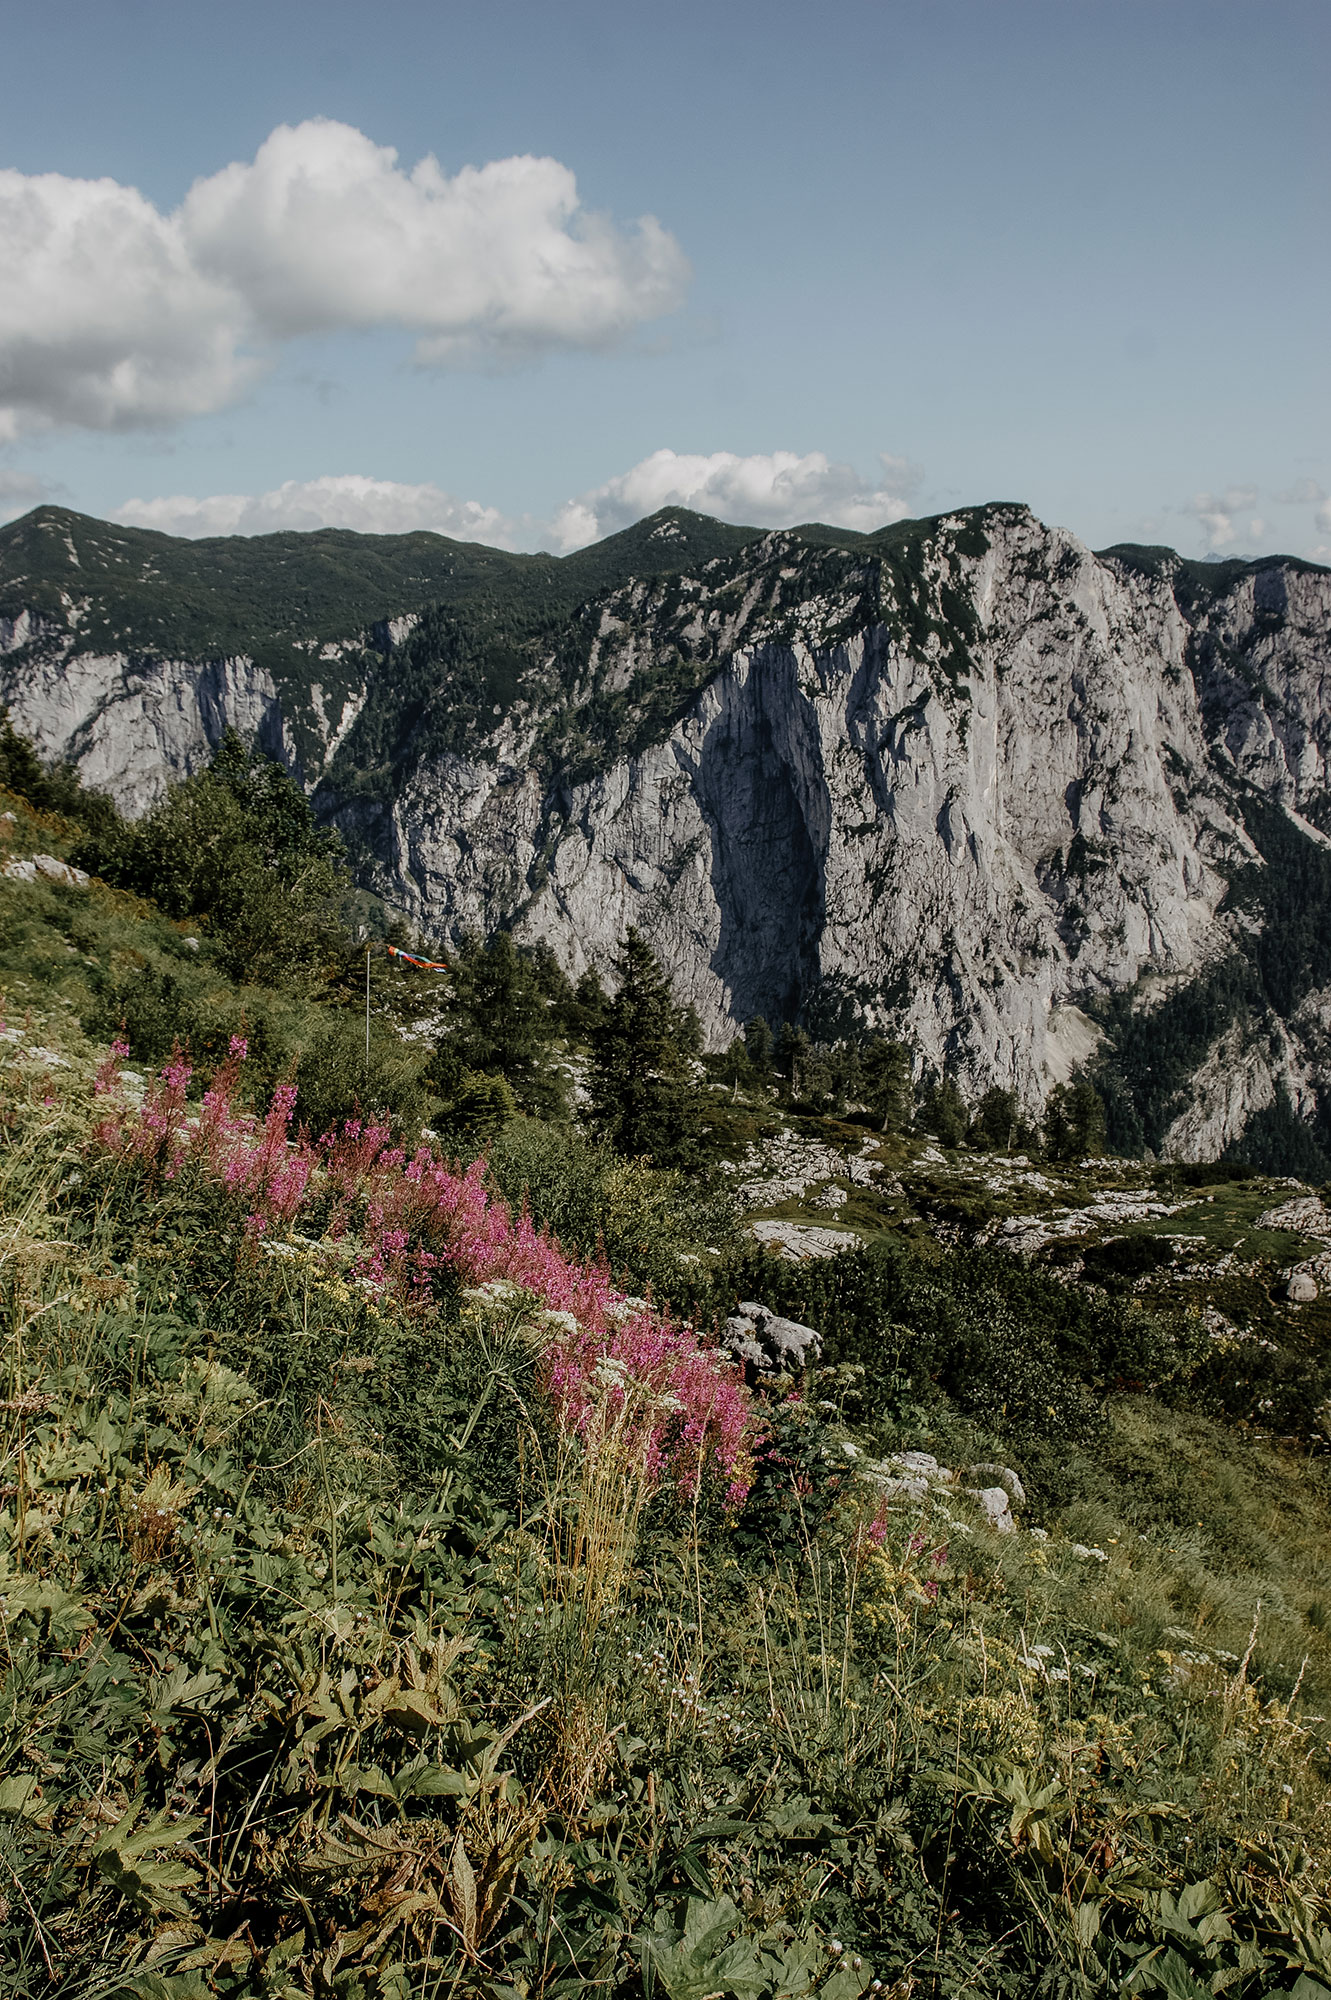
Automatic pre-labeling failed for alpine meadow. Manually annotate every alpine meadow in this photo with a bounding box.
[3,477,1331,2000]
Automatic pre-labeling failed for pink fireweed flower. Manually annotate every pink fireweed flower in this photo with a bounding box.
[85,1029,760,1503]
[93,1045,126,1097]
[865,1497,890,1547]
[542,1305,754,1505]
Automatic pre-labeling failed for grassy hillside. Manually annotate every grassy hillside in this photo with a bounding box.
[4,738,1331,1997]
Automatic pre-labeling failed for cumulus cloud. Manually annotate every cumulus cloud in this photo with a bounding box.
[0,466,53,521]
[1275,478,1327,506]
[547,448,921,552]
[182,121,687,360]
[114,474,516,545]
[1182,484,1259,550]
[0,119,688,436]
[0,169,248,438]
[111,446,925,553]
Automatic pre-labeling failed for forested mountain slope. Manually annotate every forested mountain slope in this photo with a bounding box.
[3,500,1330,1166]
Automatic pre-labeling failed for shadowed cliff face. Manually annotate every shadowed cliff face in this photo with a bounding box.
[344,510,1266,1107]
[694,659,826,1029]
[4,501,1331,1153]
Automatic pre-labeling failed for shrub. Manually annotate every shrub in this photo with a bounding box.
[81,730,350,985]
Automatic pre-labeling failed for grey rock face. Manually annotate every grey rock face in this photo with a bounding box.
[1,615,296,816]
[971,1486,1017,1534]
[747,1219,859,1259]
[720,1301,823,1376]
[3,853,89,887]
[6,504,1331,1152]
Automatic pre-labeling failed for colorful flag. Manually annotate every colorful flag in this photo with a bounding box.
[383,944,450,972]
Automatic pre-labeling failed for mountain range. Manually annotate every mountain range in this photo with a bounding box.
[3,498,1331,1170]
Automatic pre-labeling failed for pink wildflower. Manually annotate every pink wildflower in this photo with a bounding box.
[84,1025,760,1504]
[93,1047,123,1097]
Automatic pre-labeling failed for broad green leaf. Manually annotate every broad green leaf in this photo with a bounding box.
[1176,1880,1224,1925]
[0,1774,43,1816]
[1139,1948,1214,2000]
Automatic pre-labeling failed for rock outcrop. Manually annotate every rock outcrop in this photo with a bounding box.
[720,1302,823,1377]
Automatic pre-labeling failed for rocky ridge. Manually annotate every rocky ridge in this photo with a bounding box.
[3,501,1330,1161]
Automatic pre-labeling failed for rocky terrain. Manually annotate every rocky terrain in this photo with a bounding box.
[3,499,1330,1164]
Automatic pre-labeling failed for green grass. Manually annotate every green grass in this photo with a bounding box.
[8,788,1331,1996]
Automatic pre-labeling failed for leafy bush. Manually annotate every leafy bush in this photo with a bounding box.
[291,1006,429,1137]
[79,729,351,985]
[1082,1230,1178,1282]
[484,1114,738,1291]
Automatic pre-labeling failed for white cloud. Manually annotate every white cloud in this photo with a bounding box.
[0,120,688,436]
[110,446,924,553]
[114,474,516,545]
[1182,484,1259,550]
[0,466,52,521]
[182,122,687,361]
[1317,498,1331,536]
[547,448,921,552]
[1275,478,1326,506]
[0,168,248,438]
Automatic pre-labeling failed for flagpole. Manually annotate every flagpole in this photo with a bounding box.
[365,945,371,1083]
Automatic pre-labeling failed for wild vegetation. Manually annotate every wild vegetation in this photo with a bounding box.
[5,724,1331,1998]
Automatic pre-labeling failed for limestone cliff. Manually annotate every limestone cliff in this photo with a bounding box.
[3,501,1330,1161]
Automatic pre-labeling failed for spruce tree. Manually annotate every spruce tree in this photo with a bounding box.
[776,1022,812,1102]
[430,931,565,1118]
[1044,1074,1108,1160]
[860,1036,912,1133]
[585,929,701,1166]
[744,1015,775,1082]
[970,1085,1020,1152]
[920,1075,969,1147]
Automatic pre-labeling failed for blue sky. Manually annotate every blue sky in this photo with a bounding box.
[2,0,1327,558]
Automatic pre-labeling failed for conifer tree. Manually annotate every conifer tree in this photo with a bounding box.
[430,931,565,1118]
[744,1015,775,1083]
[1043,1074,1108,1160]
[585,928,701,1166]
[777,1022,812,1101]
[860,1036,913,1133]
[970,1085,1021,1152]
[920,1075,969,1147]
